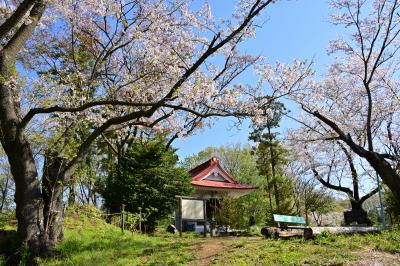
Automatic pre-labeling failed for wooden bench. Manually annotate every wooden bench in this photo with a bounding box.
[261,214,313,239]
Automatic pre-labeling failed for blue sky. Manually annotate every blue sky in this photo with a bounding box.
[174,0,336,160]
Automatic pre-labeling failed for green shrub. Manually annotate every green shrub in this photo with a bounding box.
[0,211,17,229]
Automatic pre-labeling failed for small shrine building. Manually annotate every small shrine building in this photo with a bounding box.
[190,157,257,199]
[177,157,257,233]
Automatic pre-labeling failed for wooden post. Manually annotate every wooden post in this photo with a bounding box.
[210,199,215,237]
[179,197,183,237]
[203,199,207,238]
[139,209,142,233]
[121,204,125,232]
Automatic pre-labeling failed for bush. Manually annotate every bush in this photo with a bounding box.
[0,211,16,229]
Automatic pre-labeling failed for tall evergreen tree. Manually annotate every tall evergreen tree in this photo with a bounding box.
[250,101,294,223]
[101,138,192,232]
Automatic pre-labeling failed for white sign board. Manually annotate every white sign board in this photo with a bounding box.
[181,199,204,220]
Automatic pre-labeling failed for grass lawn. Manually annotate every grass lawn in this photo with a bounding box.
[209,231,400,265]
[38,206,197,266]
[2,207,400,266]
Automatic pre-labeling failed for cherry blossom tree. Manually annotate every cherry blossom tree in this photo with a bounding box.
[1,0,300,257]
[256,0,400,206]
[286,123,378,224]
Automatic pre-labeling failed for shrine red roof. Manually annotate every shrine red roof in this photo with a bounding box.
[192,180,258,190]
[189,157,257,191]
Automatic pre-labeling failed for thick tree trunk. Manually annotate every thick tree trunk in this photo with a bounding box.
[7,144,43,245]
[2,137,52,262]
[344,200,372,226]
[42,155,66,244]
[369,155,400,204]
[1,52,46,257]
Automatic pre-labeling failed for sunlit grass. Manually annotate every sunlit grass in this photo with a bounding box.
[2,206,398,266]
[39,207,195,266]
[211,230,400,265]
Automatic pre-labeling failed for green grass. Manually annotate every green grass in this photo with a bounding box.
[40,229,194,266]
[3,206,400,266]
[211,230,400,265]
[38,206,195,266]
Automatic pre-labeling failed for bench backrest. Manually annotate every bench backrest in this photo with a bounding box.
[273,214,306,225]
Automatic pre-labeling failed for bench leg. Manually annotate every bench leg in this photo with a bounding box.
[303,228,313,240]
[261,227,279,238]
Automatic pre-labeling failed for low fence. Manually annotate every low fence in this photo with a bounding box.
[62,204,151,233]
[0,204,151,233]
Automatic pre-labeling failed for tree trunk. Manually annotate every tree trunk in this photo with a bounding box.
[370,156,400,205]
[1,53,51,261]
[267,126,280,208]
[265,176,273,213]
[68,181,76,206]
[0,175,10,211]
[344,200,372,226]
[2,138,55,263]
[0,1,48,259]
[42,155,66,244]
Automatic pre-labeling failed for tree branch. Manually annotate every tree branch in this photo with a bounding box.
[162,0,273,101]
[337,141,360,200]
[360,187,379,204]
[311,167,354,198]
[3,1,46,56]
[0,0,36,42]
[302,107,373,159]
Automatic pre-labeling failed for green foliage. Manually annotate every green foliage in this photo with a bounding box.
[0,211,16,229]
[234,188,270,228]
[295,180,335,226]
[66,204,103,220]
[18,243,30,266]
[100,137,192,232]
[384,187,400,224]
[214,197,240,229]
[250,102,295,224]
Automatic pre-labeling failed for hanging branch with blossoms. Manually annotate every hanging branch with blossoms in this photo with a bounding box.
[257,0,400,206]
[1,0,312,257]
[285,119,379,224]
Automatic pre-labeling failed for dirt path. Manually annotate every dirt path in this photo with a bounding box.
[348,250,400,266]
[188,238,231,266]
[187,238,400,266]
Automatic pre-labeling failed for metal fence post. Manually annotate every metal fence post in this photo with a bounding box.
[376,173,387,228]
[139,209,142,233]
[203,199,207,238]
[179,197,182,237]
[121,204,125,232]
